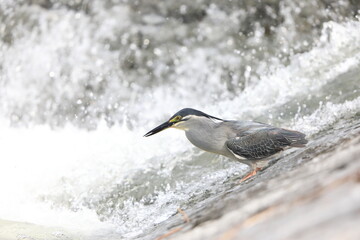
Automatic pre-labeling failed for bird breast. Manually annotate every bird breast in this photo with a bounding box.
[185,123,230,155]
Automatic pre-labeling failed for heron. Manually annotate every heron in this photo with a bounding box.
[144,108,308,182]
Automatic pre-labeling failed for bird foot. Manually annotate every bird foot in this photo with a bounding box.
[239,167,261,183]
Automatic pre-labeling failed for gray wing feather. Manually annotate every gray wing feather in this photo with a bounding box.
[226,128,307,160]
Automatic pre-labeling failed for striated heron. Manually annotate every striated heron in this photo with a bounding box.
[144,108,308,182]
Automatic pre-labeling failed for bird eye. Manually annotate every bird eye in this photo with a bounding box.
[170,115,182,122]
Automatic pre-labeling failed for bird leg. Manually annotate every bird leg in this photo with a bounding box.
[239,167,262,183]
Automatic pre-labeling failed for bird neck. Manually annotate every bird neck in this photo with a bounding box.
[184,118,227,154]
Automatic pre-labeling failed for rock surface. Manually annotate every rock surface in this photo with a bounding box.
[154,124,360,240]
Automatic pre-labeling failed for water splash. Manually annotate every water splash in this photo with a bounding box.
[0,1,360,239]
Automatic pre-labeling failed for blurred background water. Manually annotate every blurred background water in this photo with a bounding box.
[0,0,359,239]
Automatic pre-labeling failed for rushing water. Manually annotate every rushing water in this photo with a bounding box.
[0,1,360,239]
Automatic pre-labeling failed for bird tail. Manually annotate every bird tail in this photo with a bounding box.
[279,129,308,147]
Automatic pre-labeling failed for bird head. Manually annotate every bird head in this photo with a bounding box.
[144,108,222,137]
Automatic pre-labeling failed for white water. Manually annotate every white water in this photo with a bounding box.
[0,1,360,239]
[0,122,188,233]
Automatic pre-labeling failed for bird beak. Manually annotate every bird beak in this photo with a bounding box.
[144,121,173,137]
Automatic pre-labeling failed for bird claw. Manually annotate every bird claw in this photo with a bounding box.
[239,167,261,183]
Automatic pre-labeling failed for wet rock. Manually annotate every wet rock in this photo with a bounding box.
[155,130,360,240]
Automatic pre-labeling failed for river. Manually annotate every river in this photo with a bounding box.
[0,1,359,239]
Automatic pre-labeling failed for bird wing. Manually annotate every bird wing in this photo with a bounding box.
[226,128,307,160]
